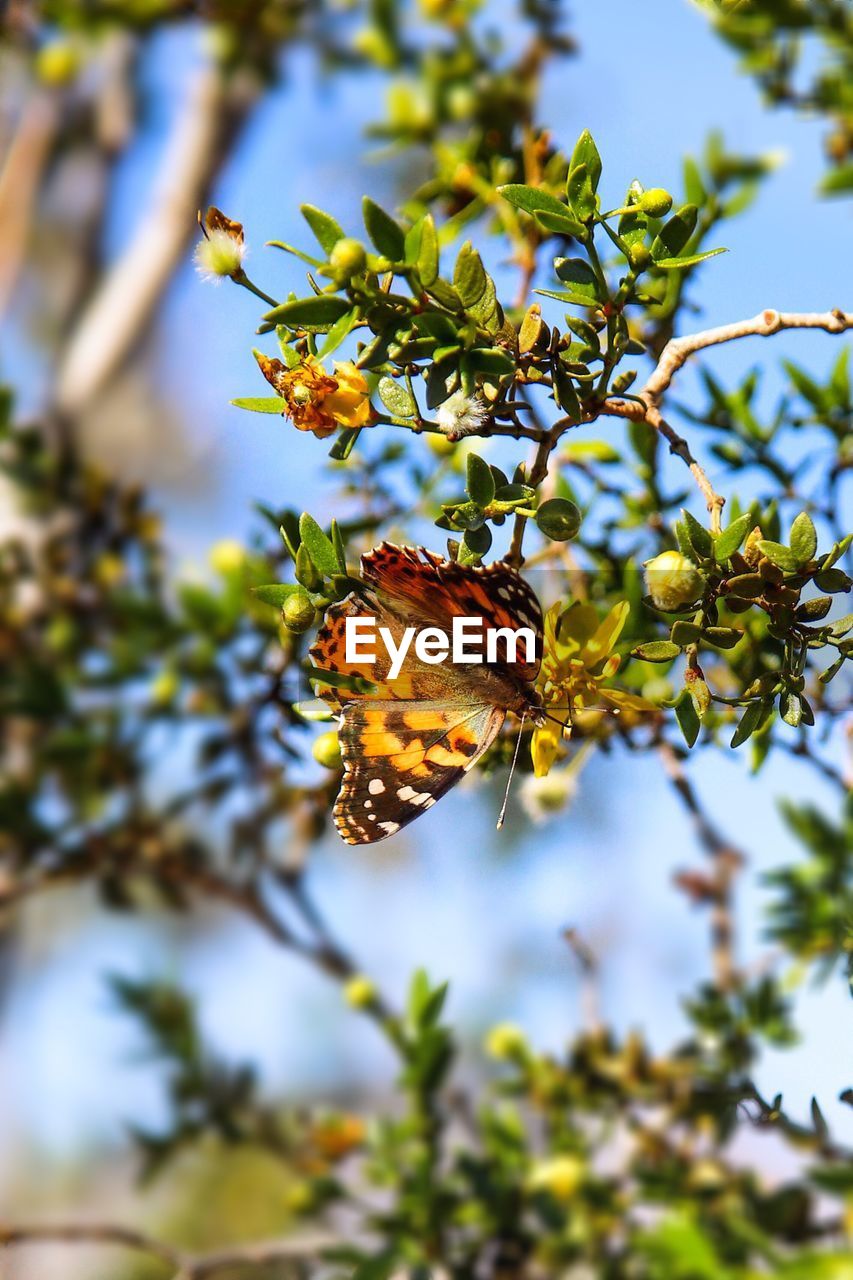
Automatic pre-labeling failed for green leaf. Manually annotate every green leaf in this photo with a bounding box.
[682,509,713,559]
[328,427,362,461]
[714,512,752,562]
[570,129,602,192]
[378,376,417,419]
[300,203,345,254]
[531,208,587,238]
[263,295,352,331]
[464,347,515,378]
[266,240,324,268]
[757,540,798,574]
[567,162,596,221]
[731,699,769,748]
[453,243,488,306]
[252,583,302,607]
[553,257,601,302]
[406,213,439,286]
[362,196,405,260]
[230,397,284,414]
[653,248,727,270]
[498,184,572,218]
[330,520,348,573]
[703,626,742,650]
[299,513,339,579]
[317,307,358,359]
[307,665,377,695]
[674,689,701,747]
[466,453,495,507]
[631,640,681,663]
[779,690,803,728]
[651,204,698,260]
[536,497,581,542]
[815,567,853,593]
[789,512,817,566]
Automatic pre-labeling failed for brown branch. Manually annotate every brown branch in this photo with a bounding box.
[0,1222,338,1278]
[0,88,61,317]
[55,58,260,414]
[599,307,852,531]
[658,740,745,991]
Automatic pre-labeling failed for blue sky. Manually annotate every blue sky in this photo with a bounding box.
[0,0,850,1183]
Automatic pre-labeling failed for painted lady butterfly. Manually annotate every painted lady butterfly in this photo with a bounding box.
[309,543,544,845]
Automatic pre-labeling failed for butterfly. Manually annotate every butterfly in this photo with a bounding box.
[309,542,544,845]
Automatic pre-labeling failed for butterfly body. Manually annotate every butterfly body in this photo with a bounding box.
[310,543,544,845]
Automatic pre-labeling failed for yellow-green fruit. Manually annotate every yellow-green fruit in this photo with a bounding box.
[329,237,367,279]
[527,1155,585,1203]
[343,974,377,1008]
[485,1022,527,1061]
[36,41,81,86]
[640,188,673,217]
[312,729,342,769]
[283,590,316,633]
[427,432,456,457]
[628,243,652,271]
[644,550,702,610]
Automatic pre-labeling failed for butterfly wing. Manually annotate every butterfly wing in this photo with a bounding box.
[361,543,543,685]
[333,699,505,844]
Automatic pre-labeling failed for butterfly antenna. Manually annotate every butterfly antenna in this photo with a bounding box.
[497,711,526,831]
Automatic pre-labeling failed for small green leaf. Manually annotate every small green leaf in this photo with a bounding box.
[631,640,681,663]
[731,699,769,748]
[651,204,698,259]
[567,162,596,221]
[378,376,417,419]
[300,204,345,254]
[317,307,358,359]
[531,209,587,238]
[789,512,817,566]
[653,248,727,270]
[299,513,339,579]
[714,512,752,562]
[498,184,571,218]
[570,129,602,192]
[453,243,488,306]
[230,397,284,414]
[466,453,496,507]
[674,689,701,747]
[703,626,742,650]
[682,509,713,559]
[253,583,302,606]
[779,690,803,728]
[757,540,799,574]
[264,295,352,331]
[815,567,853,593]
[554,257,601,302]
[412,214,439,285]
[362,196,405,260]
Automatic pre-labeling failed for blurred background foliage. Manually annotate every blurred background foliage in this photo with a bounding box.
[0,1,851,1278]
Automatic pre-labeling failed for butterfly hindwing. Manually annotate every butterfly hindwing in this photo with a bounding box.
[334,699,505,844]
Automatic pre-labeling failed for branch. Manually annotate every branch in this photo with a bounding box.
[55,58,259,414]
[0,88,61,318]
[0,1223,338,1278]
[600,307,852,530]
[658,740,745,991]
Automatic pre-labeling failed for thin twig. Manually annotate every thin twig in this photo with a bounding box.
[658,740,744,991]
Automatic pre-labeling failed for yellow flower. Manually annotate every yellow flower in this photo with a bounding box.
[526,1154,585,1202]
[531,600,656,777]
[256,354,374,439]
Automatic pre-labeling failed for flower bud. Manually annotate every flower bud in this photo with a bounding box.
[329,237,367,279]
[209,539,245,575]
[343,974,377,1008]
[639,188,673,217]
[644,550,702,610]
[283,588,316,632]
[312,729,342,769]
[485,1022,528,1061]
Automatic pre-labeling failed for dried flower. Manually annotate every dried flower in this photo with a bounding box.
[256,354,374,439]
